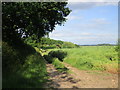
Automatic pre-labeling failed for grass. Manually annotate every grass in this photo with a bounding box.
[52,58,69,73]
[49,46,118,73]
[3,53,48,88]
[2,42,48,88]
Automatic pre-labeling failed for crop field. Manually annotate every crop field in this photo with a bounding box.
[49,46,118,73]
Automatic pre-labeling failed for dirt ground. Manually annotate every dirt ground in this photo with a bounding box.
[44,62,118,88]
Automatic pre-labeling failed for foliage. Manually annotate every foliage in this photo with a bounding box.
[2,2,71,88]
[2,42,21,73]
[43,55,54,63]
[59,46,118,73]
[62,41,79,48]
[25,37,63,48]
[40,37,63,45]
[43,50,67,63]
[43,49,68,72]
[2,2,71,44]
[3,53,47,88]
[115,46,119,52]
[25,37,79,49]
[48,50,67,61]
[52,58,69,72]
[24,35,38,47]
[2,41,36,73]
[2,41,47,88]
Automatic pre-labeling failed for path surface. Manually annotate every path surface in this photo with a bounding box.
[45,62,118,88]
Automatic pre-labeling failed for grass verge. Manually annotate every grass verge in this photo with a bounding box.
[52,58,69,73]
[3,42,48,88]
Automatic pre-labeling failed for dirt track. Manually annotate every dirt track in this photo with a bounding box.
[45,62,118,88]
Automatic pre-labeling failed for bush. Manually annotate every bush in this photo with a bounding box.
[48,50,67,61]
[43,55,54,63]
[52,58,69,72]
[62,42,77,48]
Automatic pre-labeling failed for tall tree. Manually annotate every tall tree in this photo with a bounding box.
[2,2,71,43]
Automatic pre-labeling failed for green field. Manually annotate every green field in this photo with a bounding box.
[49,46,118,73]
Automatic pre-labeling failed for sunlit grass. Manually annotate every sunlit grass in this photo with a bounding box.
[52,58,69,73]
[62,46,118,73]
[49,46,118,73]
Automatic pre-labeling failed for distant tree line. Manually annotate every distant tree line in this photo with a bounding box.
[97,44,114,46]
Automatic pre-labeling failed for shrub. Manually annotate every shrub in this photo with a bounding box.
[43,55,54,63]
[48,50,67,61]
[52,58,69,72]
[62,42,77,48]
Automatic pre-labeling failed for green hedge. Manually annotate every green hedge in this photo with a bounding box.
[2,41,47,88]
[48,50,67,61]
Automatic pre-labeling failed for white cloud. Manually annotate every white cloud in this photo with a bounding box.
[67,2,95,10]
[75,18,110,30]
[50,28,117,39]
[66,15,83,20]
[91,18,110,25]
[69,33,117,44]
[50,31,118,45]
[80,33,92,35]
[94,2,118,6]
[67,2,118,10]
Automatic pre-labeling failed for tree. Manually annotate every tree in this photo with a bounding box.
[2,2,71,44]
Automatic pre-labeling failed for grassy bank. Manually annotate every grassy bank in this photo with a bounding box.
[49,46,118,73]
[52,58,69,73]
[2,42,47,88]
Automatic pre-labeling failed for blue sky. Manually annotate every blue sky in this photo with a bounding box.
[49,2,118,45]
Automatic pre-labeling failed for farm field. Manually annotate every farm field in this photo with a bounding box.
[48,46,118,73]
